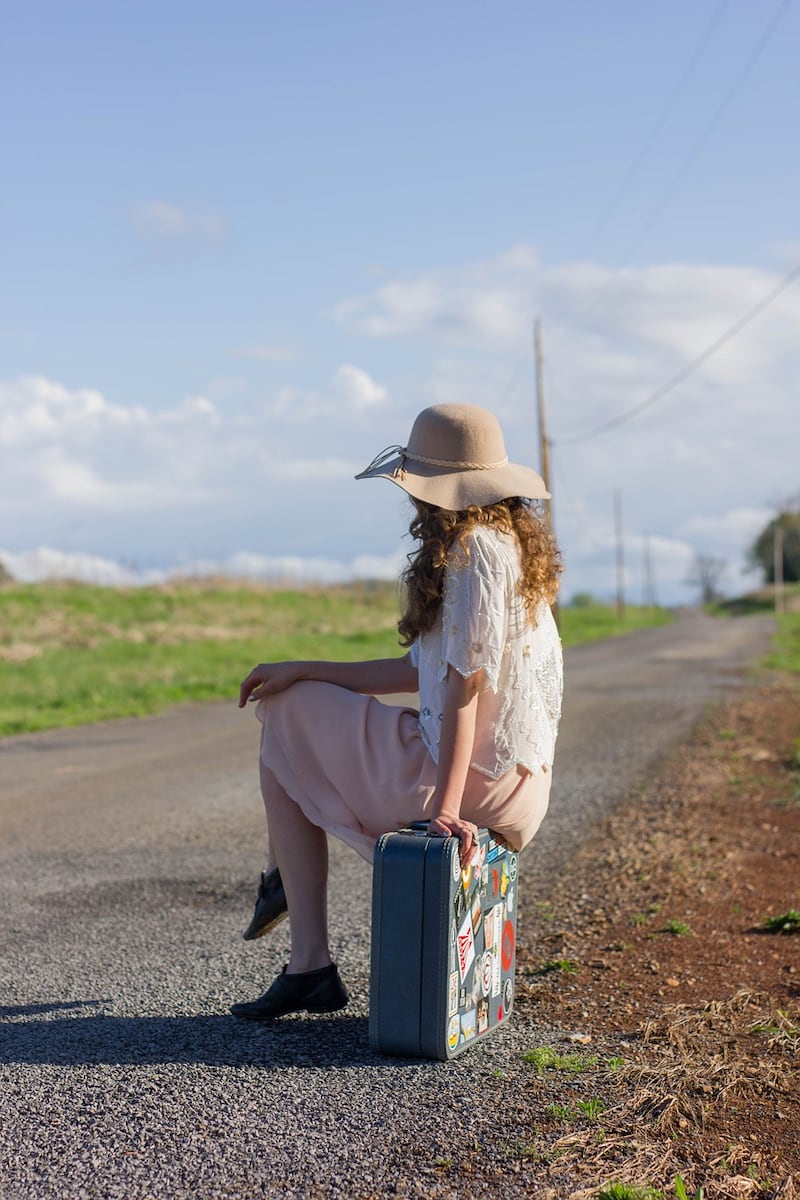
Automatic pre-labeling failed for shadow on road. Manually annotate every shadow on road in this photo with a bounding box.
[0,1007,418,1069]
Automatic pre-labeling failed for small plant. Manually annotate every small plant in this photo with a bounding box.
[717,728,737,741]
[596,1183,662,1200]
[606,1055,624,1071]
[659,919,693,937]
[521,1046,599,1073]
[770,786,800,809]
[537,957,580,975]
[749,1009,800,1051]
[434,1157,453,1170]
[631,912,649,927]
[577,1096,606,1120]
[674,1176,703,1200]
[788,738,800,771]
[545,1102,573,1122]
[760,909,800,934]
[501,1138,544,1162]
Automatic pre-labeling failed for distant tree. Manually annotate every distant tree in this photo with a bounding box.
[747,503,800,584]
[686,554,726,605]
[0,558,11,585]
[570,591,597,609]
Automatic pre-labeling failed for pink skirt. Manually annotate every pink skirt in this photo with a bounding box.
[255,681,551,863]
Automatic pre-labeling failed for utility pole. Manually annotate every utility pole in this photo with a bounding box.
[614,489,626,620]
[533,318,558,622]
[774,523,785,614]
[642,533,656,609]
[533,319,553,528]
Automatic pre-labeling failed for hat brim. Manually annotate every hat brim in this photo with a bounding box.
[355,454,550,508]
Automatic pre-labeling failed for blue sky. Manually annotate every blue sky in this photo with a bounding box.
[2,0,798,602]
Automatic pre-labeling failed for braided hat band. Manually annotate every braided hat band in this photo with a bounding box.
[358,444,510,476]
[356,404,549,509]
[406,451,509,470]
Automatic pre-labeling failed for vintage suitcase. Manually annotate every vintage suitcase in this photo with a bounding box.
[369,825,519,1060]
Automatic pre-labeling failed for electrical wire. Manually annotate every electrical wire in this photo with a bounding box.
[619,0,792,263]
[555,260,800,445]
[582,0,731,255]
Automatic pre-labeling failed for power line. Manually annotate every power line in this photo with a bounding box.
[619,0,792,263]
[583,0,731,254]
[555,261,800,445]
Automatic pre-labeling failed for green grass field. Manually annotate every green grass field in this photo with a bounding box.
[558,602,671,647]
[711,584,800,676]
[764,612,800,675]
[0,581,673,736]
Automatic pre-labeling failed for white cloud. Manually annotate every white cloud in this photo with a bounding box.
[0,376,219,514]
[0,546,405,587]
[771,242,800,269]
[334,364,389,409]
[236,344,298,363]
[131,202,227,246]
[677,507,773,552]
[271,456,358,481]
[545,262,800,391]
[0,373,399,571]
[170,395,219,423]
[335,246,800,400]
[0,547,166,587]
[333,243,539,349]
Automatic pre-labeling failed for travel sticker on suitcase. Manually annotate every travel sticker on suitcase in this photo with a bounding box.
[369,827,519,1060]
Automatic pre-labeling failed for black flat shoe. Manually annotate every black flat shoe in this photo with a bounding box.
[242,867,288,941]
[230,963,349,1021]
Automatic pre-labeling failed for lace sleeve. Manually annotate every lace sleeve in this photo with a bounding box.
[440,532,508,692]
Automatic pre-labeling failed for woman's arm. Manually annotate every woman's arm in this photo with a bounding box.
[238,653,418,708]
[427,665,485,865]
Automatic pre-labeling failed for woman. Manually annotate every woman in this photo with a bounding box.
[231,403,563,1020]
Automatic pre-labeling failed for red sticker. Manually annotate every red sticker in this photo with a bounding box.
[501,920,515,972]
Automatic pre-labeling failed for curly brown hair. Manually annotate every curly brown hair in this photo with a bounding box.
[397,498,562,647]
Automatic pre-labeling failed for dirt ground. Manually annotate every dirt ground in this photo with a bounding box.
[421,674,800,1198]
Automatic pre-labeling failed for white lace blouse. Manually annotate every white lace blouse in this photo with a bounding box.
[409,525,563,779]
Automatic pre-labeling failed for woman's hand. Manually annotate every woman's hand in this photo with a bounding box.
[238,662,302,707]
[428,814,480,868]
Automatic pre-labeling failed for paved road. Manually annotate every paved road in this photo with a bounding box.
[0,611,773,1199]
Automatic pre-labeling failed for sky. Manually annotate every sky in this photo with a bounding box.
[1,0,798,604]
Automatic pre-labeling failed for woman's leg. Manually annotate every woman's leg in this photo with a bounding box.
[260,761,332,973]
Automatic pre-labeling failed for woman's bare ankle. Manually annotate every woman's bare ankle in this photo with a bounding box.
[286,953,333,975]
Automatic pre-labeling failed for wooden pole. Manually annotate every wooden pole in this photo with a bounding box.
[533,319,553,524]
[642,534,650,608]
[774,523,785,614]
[534,318,559,622]
[614,489,626,619]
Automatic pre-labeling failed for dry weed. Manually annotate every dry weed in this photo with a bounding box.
[552,991,799,1192]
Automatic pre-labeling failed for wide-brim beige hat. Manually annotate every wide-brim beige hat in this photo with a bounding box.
[355,403,549,509]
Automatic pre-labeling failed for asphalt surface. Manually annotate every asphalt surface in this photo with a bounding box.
[0,611,774,1199]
